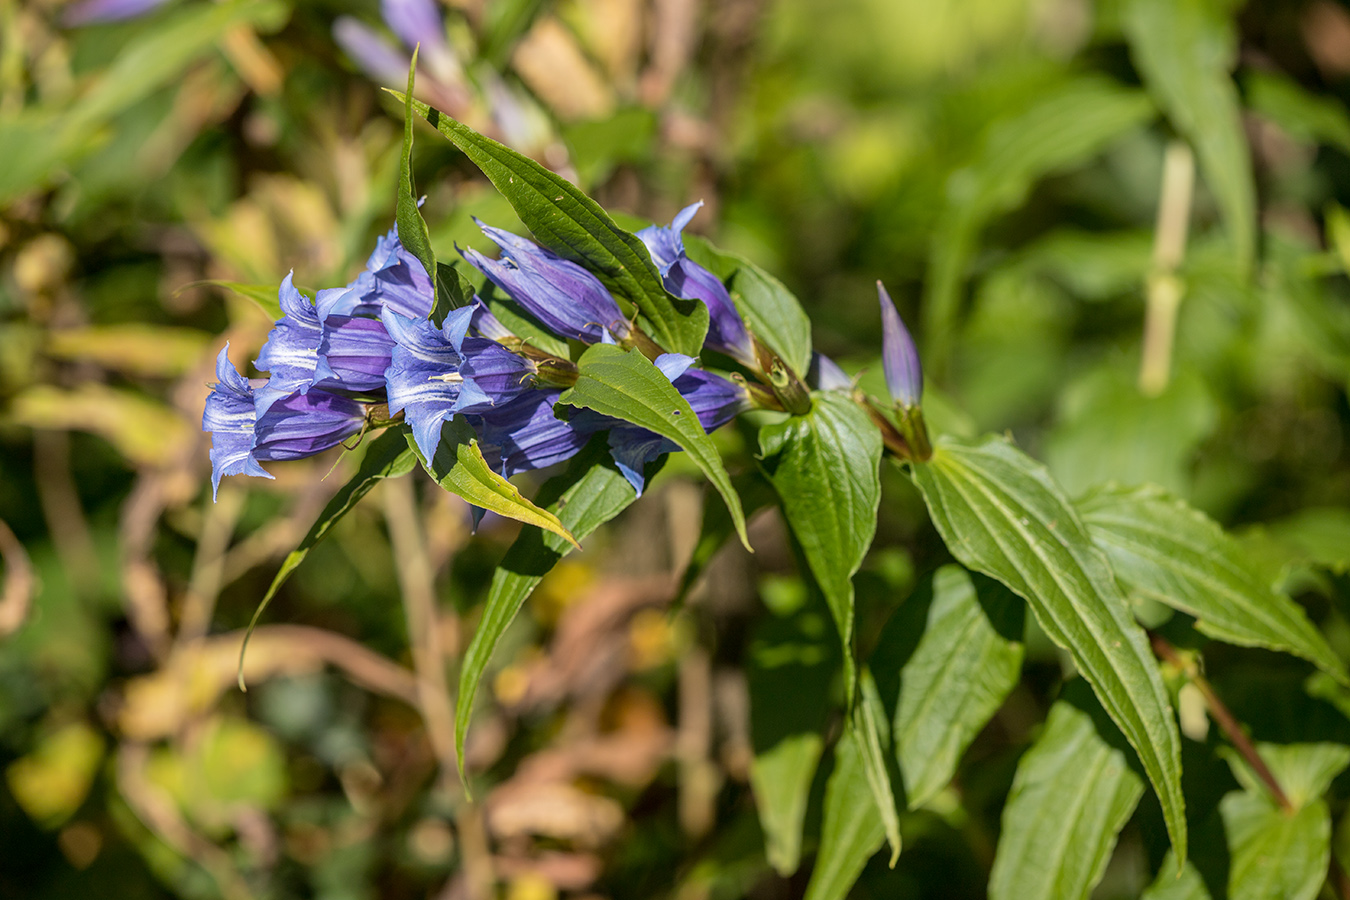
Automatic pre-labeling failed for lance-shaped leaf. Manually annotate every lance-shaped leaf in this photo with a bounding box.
[908,435,1187,861]
[852,669,902,866]
[411,416,577,549]
[871,565,1025,809]
[454,440,642,785]
[393,94,708,356]
[989,688,1145,900]
[802,728,886,900]
[1078,483,1348,686]
[396,51,438,308]
[556,344,748,549]
[239,427,417,688]
[683,235,813,377]
[758,392,882,702]
[1124,0,1255,273]
[748,593,837,876]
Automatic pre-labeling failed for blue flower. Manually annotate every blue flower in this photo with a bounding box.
[638,202,755,368]
[253,273,325,417]
[62,0,168,26]
[809,352,852,392]
[382,306,538,460]
[462,221,632,345]
[316,225,434,324]
[313,315,399,395]
[203,347,366,500]
[474,390,595,479]
[878,282,922,408]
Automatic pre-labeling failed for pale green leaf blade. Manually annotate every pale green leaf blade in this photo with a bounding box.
[908,434,1186,860]
[802,730,886,900]
[1124,0,1255,272]
[394,95,708,356]
[871,565,1025,809]
[557,343,748,548]
[747,596,837,876]
[988,690,1145,900]
[1078,483,1349,685]
[683,235,813,376]
[454,441,640,785]
[759,392,882,693]
[411,417,578,549]
[239,427,417,688]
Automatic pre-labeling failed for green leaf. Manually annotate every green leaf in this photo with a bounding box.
[1245,70,1350,155]
[1124,0,1255,272]
[871,565,1025,809]
[923,76,1154,371]
[239,428,417,689]
[908,435,1187,860]
[454,441,641,785]
[396,51,438,309]
[0,0,289,203]
[192,280,287,320]
[802,729,886,900]
[556,344,748,549]
[683,235,813,376]
[852,669,902,867]
[759,393,882,699]
[1227,742,1350,810]
[411,417,578,549]
[394,95,709,356]
[1078,483,1349,685]
[747,594,838,876]
[989,689,1146,900]
[434,261,475,323]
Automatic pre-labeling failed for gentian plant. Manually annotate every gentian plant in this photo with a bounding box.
[199,60,1350,900]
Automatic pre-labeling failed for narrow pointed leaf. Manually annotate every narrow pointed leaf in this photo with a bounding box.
[759,392,882,702]
[410,416,578,549]
[748,594,837,876]
[454,440,641,785]
[1078,483,1348,685]
[989,691,1145,900]
[802,729,886,900]
[557,343,748,549]
[397,50,438,302]
[393,94,708,356]
[871,565,1025,808]
[908,435,1187,861]
[239,427,417,688]
[1124,0,1255,273]
[853,669,902,866]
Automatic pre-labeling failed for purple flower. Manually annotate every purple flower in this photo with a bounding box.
[334,17,410,87]
[203,347,365,500]
[383,306,537,460]
[63,0,169,26]
[253,273,325,417]
[380,0,459,82]
[878,282,922,408]
[316,225,434,324]
[475,390,594,479]
[462,221,631,345]
[638,202,755,368]
[313,315,399,394]
[809,353,852,392]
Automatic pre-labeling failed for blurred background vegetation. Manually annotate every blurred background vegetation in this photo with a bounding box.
[4,0,1350,897]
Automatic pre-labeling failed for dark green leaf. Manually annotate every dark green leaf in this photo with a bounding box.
[411,417,577,548]
[239,428,417,689]
[454,441,640,785]
[803,729,886,900]
[872,565,1025,808]
[748,594,838,875]
[989,690,1145,900]
[397,51,438,308]
[759,392,882,696]
[852,669,902,866]
[394,95,709,356]
[683,235,813,376]
[557,344,748,549]
[1124,0,1255,272]
[1078,483,1348,685]
[909,435,1187,860]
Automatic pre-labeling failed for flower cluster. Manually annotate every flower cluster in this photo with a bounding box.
[204,206,753,501]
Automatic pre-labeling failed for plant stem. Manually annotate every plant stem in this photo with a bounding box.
[1139,141,1194,397]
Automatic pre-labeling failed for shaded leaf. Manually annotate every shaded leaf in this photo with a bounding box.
[1078,483,1348,685]
[802,728,886,900]
[396,51,438,309]
[908,434,1186,860]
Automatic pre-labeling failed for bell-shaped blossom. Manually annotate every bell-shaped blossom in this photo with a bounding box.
[475,390,594,479]
[334,16,411,87]
[63,0,168,25]
[253,273,327,417]
[203,347,365,500]
[809,352,852,392]
[383,306,537,460]
[638,202,755,368]
[313,315,399,395]
[462,221,631,345]
[380,0,459,83]
[878,282,922,408]
[317,225,434,324]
